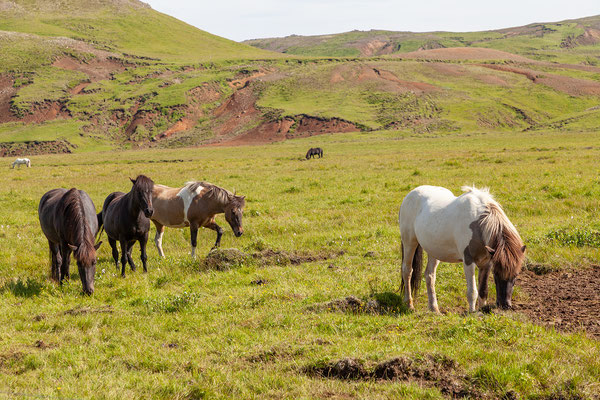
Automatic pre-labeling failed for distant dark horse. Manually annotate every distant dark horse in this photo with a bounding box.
[99,175,154,277]
[38,188,102,294]
[306,147,323,159]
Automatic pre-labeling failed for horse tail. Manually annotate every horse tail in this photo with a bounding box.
[96,211,104,240]
[401,243,423,297]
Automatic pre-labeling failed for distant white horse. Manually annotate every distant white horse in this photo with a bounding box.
[12,158,31,168]
[399,185,526,313]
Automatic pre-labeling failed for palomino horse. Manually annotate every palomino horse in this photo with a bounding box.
[399,185,526,312]
[38,188,101,294]
[12,158,31,168]
[151,181,245,258]
[306,147,323,159]
[99,175,154,277]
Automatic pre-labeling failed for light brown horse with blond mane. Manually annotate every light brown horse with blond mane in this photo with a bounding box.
[151,181,245,258]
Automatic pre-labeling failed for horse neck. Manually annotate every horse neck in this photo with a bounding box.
[124,190,143,217]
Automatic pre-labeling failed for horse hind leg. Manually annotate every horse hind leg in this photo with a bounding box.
[401,239,421,310]
[108,237,119,272]
[425,256,441,313]
[48,241,61,282]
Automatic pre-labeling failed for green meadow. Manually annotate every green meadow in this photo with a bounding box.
[1,129,599,399]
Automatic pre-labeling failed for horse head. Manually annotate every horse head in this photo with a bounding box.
[130,175,154,218]
[224,194,246,237]
[70,241,102,295]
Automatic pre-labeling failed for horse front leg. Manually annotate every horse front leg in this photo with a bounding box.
[59,243,72,282]
[189,222,199,258]
[425,256,440,313]
[204,220,223,251]
[139,234,148,273]
[49,241,61,282]
[119,240,129,277]
[477,263,492,308]
[463,262,479,312]
[126,240,136,272]
[153,221,166,258]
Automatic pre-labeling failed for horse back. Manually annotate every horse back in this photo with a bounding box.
[152,185,187,227]
[39,188,68,243]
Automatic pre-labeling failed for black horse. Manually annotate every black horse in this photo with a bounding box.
[306,147,323,159]
[99,175,154,277]
[38,188,101,294]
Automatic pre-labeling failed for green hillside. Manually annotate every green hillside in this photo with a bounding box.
[244,15,600,64]
[0,0,276,63]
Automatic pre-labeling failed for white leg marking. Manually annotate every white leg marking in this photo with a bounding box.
[463,262,478,312]
[425,257,440,313]
[155,231,165,258]
[191,246,196,259]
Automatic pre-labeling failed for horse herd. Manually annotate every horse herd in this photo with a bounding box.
[38,175,245,295]
[33,155,526,312]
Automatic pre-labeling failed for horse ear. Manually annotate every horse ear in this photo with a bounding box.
[94,241,103,250]
[68,243,78,251]
[130,177,136,184]
[521,245,527,253]
[485,246,495,255]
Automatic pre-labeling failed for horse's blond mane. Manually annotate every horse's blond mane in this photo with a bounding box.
[471,189,524,279]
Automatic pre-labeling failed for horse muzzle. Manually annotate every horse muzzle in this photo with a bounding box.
[235,229,243,237]
[144,208,154,218]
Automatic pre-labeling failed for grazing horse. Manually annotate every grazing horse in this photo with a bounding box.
[99,175,154,277]
[12,158,31,168]
[399,185,526,312]
[151,181,245,258]
[38,188,101,294]
[305,147,323,159]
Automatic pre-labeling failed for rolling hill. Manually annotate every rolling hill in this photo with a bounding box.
[243,15,600,64]
[0,3,599,156]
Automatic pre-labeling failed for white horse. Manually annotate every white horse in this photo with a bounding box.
[399,185,526,313]
[12,158,31,168]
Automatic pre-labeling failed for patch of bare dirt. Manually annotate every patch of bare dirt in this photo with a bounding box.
[202,248,342,271]
[63,305,114,315]
[308,292,408,315]
[0,139,74,157]
[0,74,17,122]
[356,39,396,56]
[356,66,438,94]
[479,64,600,96]
[397,47,535,62]
[52,56,128,82]
[514,265,600,338]
[304,355,486,398]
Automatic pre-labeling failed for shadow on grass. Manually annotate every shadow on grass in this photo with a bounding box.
[1,277,44,297]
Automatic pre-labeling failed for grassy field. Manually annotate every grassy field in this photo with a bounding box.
[1,129,599,398]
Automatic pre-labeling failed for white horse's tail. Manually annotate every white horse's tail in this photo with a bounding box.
[401,243,423,297]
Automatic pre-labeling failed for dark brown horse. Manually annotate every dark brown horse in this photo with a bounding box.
[99,175,154,277]
[38,188,101,294]
[306,147,323,159]
[151,181,245,258]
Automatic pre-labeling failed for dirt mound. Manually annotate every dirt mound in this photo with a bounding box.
[308,292,408,315]
[0,139,74,157]
[514,265,600,338]
[52,56,127,82]
[0,74,17,123]
[202,248,342,270]
[305,354,485,398]
[356,66,438,94]
[397,47,534,62]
